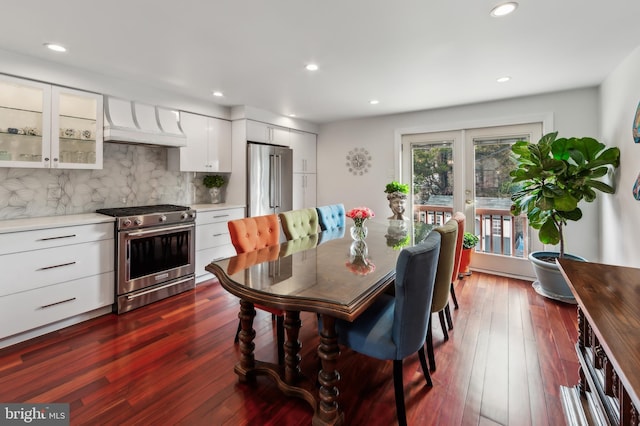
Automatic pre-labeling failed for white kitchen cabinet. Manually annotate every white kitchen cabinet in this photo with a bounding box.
[0,74,103,169]
[194,205,245,282]
[167,112,231,172]
[246,119,290,146]
[290,130,317,173]
[293,173,317,210]
[0,221,114,342]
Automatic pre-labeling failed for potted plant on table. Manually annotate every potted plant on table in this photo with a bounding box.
[203,175,226,204]
[459,232,479,277]
[509,131,620,302]
[384,181,409,220]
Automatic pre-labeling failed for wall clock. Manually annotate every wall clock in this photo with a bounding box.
[345,147,372,175]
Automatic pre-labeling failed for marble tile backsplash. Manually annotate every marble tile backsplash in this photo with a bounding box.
[0,143,211,220]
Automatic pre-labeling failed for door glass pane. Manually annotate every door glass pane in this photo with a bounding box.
[411,141,453,225]
[473,137,527,257]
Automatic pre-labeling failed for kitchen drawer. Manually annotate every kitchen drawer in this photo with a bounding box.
[196,244,236,278]
[0,271,114,339]
[196,221,232,249]
[0,239,114,297]
[196,208,244,226]
[0,222,113,256]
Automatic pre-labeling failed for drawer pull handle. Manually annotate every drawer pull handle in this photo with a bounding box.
[38,261,77,271]
[40,297,76,309]
[38,234,77,241]
[212,233,226,237]
[212,214,230,218]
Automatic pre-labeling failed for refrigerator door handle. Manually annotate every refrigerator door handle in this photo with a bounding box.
[269,154,276,208]
[275,154,282,208]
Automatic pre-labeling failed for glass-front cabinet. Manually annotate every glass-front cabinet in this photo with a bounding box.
[0,74,103,169]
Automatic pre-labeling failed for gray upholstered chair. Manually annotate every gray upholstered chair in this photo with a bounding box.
[278,208,319,240]
[426,218,458,371]
[330,231,441,426]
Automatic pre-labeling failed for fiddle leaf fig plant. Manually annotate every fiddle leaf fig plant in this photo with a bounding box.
[509,132,620,257]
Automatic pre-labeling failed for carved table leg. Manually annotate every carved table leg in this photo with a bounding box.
[315,314,344,425]
[284,310,302,385]
[235,299,256,383]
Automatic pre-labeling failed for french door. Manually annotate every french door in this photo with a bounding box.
[402,123,542,278]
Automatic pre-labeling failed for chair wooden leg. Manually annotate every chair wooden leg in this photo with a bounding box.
[444,304,454,331]
[438,311,449,341]
[450,282,459,309]
[426,321,436,372]
[417,345,433,387]
[276,315,285,365]
[234,319,241,343]
[393,360,407,426]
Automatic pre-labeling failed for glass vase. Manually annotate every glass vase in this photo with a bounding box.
[350,225,368,241]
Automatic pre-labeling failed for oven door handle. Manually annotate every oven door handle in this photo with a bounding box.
[125,223,194,238]
[126,276,194,300]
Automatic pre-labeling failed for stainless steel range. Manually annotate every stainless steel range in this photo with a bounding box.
[97,204,196,314]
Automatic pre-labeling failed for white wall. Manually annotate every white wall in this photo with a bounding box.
[317,88,602,264]
[600,46,640,267]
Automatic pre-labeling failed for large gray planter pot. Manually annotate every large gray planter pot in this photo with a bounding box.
[529,251,586,304]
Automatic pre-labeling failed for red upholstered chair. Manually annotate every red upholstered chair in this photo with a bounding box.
[227,214,285,364]
[450,212,466,310]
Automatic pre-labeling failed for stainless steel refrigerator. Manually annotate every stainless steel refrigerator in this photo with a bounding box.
[247,142,293,217]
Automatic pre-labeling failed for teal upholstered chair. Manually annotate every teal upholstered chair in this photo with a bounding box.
[426,218,458,371]
[278,208,319,240]
[331,231,441,426]
[316,204,345,231]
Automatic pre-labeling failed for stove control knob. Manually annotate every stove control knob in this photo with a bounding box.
[181,212,189,220]
[190,212,196,218]
[159,215,167,222]
[134,218,143,226]
[122,218,132,227]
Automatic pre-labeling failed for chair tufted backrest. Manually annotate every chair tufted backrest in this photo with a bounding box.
[431,219,459,313]
[392,230,441,359]
[316,204,346,231]
[228,214,280,254]
[451,212,466,283]
[278,208,319,240]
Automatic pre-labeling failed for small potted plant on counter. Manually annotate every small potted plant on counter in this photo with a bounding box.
[203,174,226,204]
[459,232,479,277]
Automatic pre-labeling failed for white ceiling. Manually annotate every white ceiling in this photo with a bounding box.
[1,1,639,124]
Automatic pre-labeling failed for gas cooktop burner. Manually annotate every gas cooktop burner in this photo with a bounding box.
[97,204,190,217]
[97,204,195,230]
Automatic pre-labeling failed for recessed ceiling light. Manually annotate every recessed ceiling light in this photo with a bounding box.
[497,76,511,83]
[369,100,380,105]
[490,2,518,17]
[212,91,224,97]
[44,43,66,52]
[288,114,296,118]
[305,64,319,71]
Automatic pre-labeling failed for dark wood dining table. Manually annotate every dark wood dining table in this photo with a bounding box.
[205,219,431,425]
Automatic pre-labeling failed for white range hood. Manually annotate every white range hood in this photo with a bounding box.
[103,96,186,147]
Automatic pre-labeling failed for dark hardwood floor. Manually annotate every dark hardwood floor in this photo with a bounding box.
[0,272,578,425]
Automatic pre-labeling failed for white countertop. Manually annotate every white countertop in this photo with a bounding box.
[0,213,115,234]
[190,203,245,212]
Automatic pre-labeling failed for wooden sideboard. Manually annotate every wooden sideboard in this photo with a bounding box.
[558,259,640,426]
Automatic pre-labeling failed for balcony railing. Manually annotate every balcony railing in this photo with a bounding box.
[414,204,528,258]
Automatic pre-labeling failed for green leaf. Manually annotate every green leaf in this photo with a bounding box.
[538,218,560,245]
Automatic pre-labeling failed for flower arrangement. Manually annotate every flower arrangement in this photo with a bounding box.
[346,206,375,227]
[345,257,376,275]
